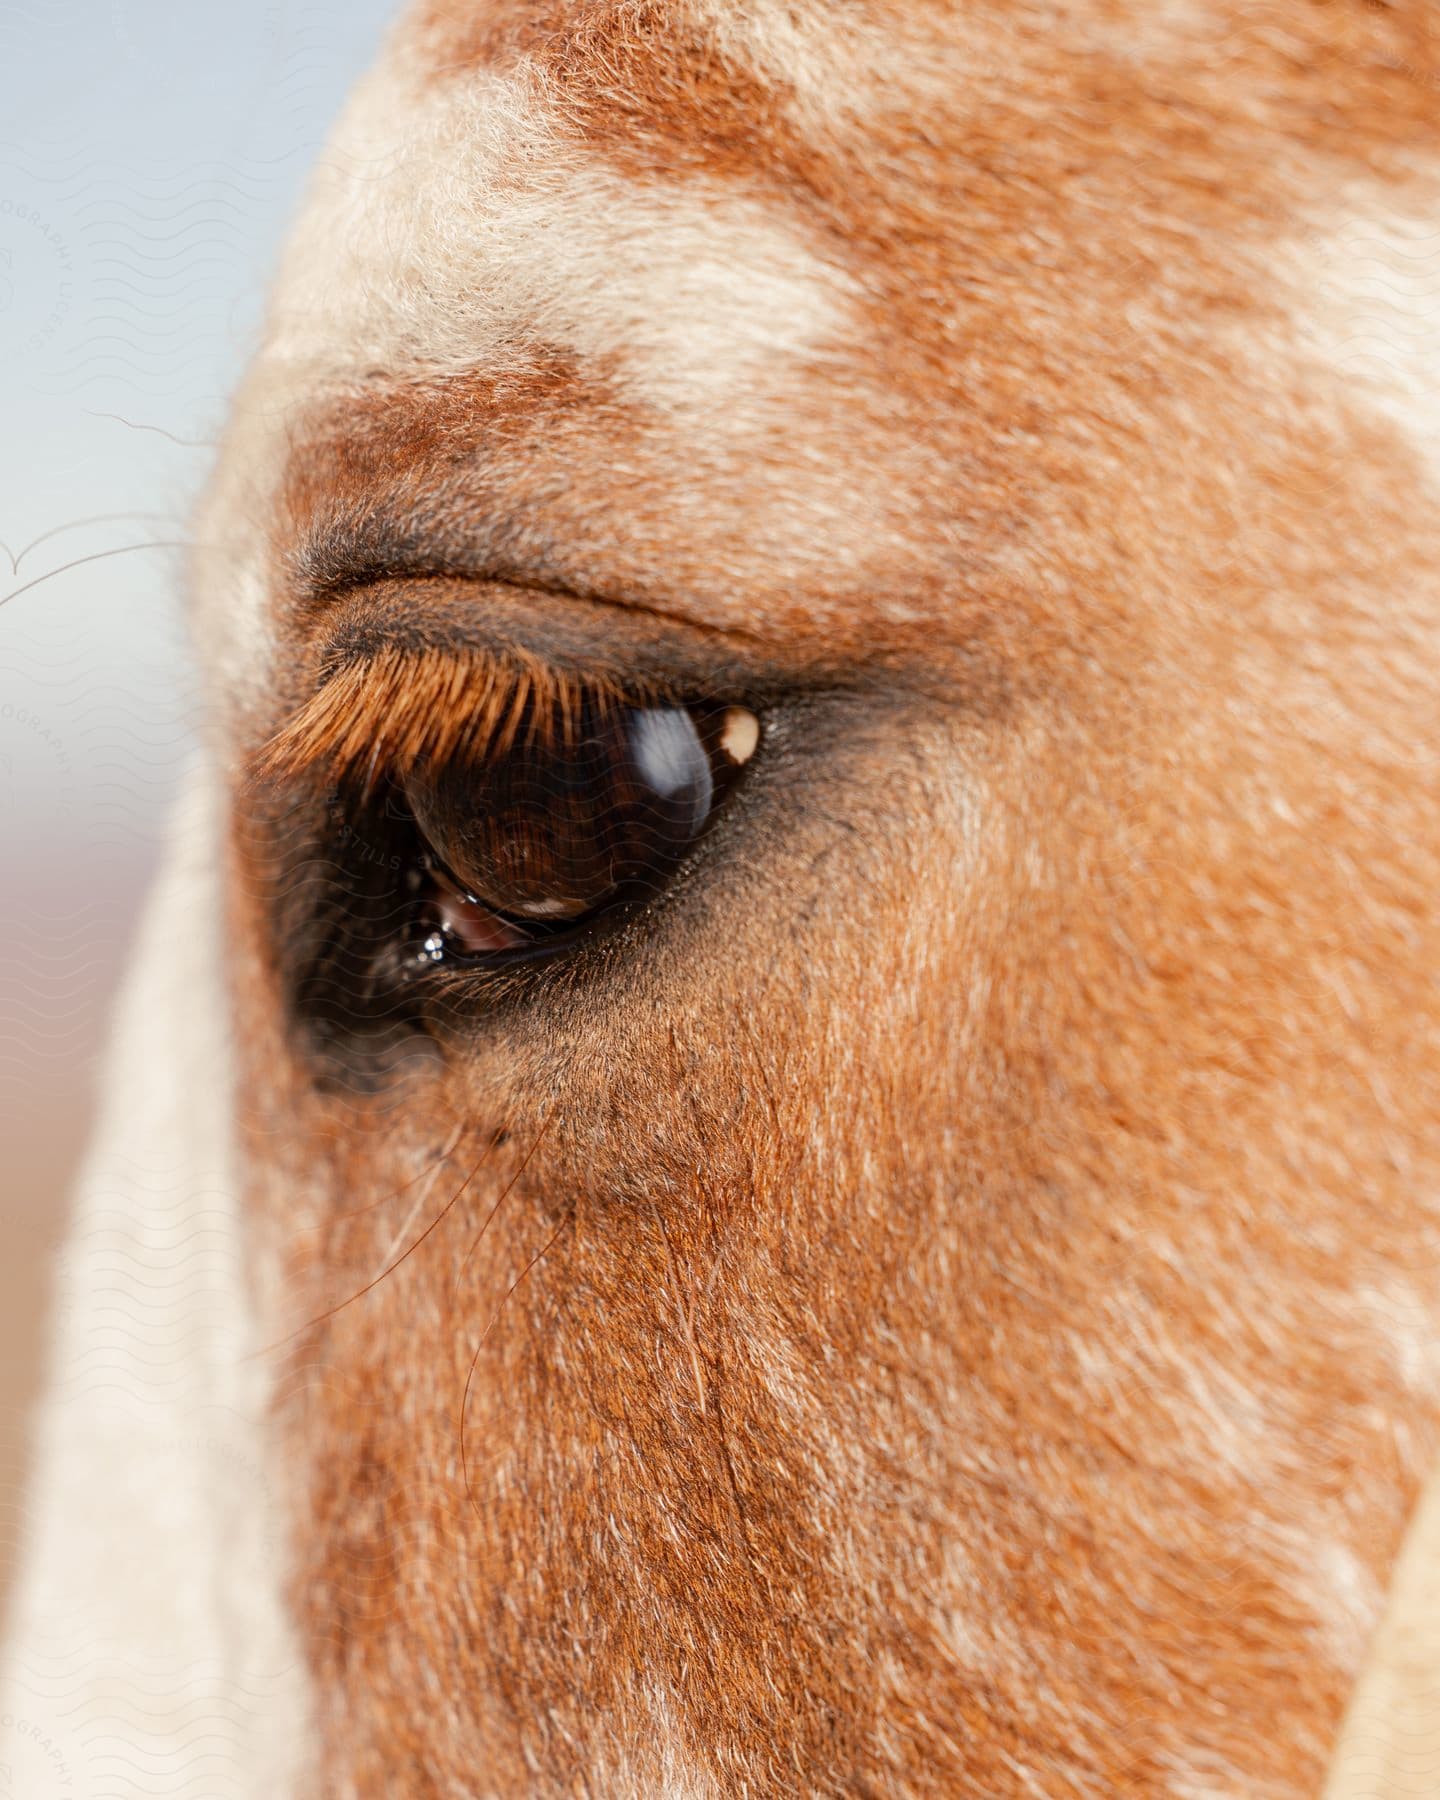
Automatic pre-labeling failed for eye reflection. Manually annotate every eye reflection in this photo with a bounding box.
[400,700,757,966]
[627,709,713,819]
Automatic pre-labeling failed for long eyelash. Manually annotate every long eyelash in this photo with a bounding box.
[253,645,661,793]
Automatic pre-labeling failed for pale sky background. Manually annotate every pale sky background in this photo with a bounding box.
[1,0,398,1599]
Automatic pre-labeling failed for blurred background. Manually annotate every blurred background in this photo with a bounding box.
[1,0,397,1620]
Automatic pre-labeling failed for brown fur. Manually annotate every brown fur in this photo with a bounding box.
[218,2,1440,1793]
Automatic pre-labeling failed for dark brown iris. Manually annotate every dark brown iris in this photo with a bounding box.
[401,701,757,966]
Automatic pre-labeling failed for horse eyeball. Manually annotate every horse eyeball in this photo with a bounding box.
[430,874,529,955]
[399,697,755,962]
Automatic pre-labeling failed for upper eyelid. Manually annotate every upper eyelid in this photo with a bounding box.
[253,570,847,823]
[288,492,774,655]
[302,574,778,697]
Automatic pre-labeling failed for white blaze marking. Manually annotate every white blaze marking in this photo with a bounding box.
[1300,201,1440,483]
[266,54,857,413]
[196,49,862,689]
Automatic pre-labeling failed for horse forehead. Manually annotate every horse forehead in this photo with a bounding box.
[262,45,861,408]
[200,2,1440,682]
[203,9,961,677]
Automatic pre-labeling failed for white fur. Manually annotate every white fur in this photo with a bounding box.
[1325,1459,1440,1800]
[1302,199,1440,1782]
[0,767,307,1799]
[266,54,854,406]
[694,0,1213,137]
[691,0,937,132]
[192,41,863,705]
[1300,202,1440,485]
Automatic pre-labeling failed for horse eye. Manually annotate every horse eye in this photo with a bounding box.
[399,701,760,965]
